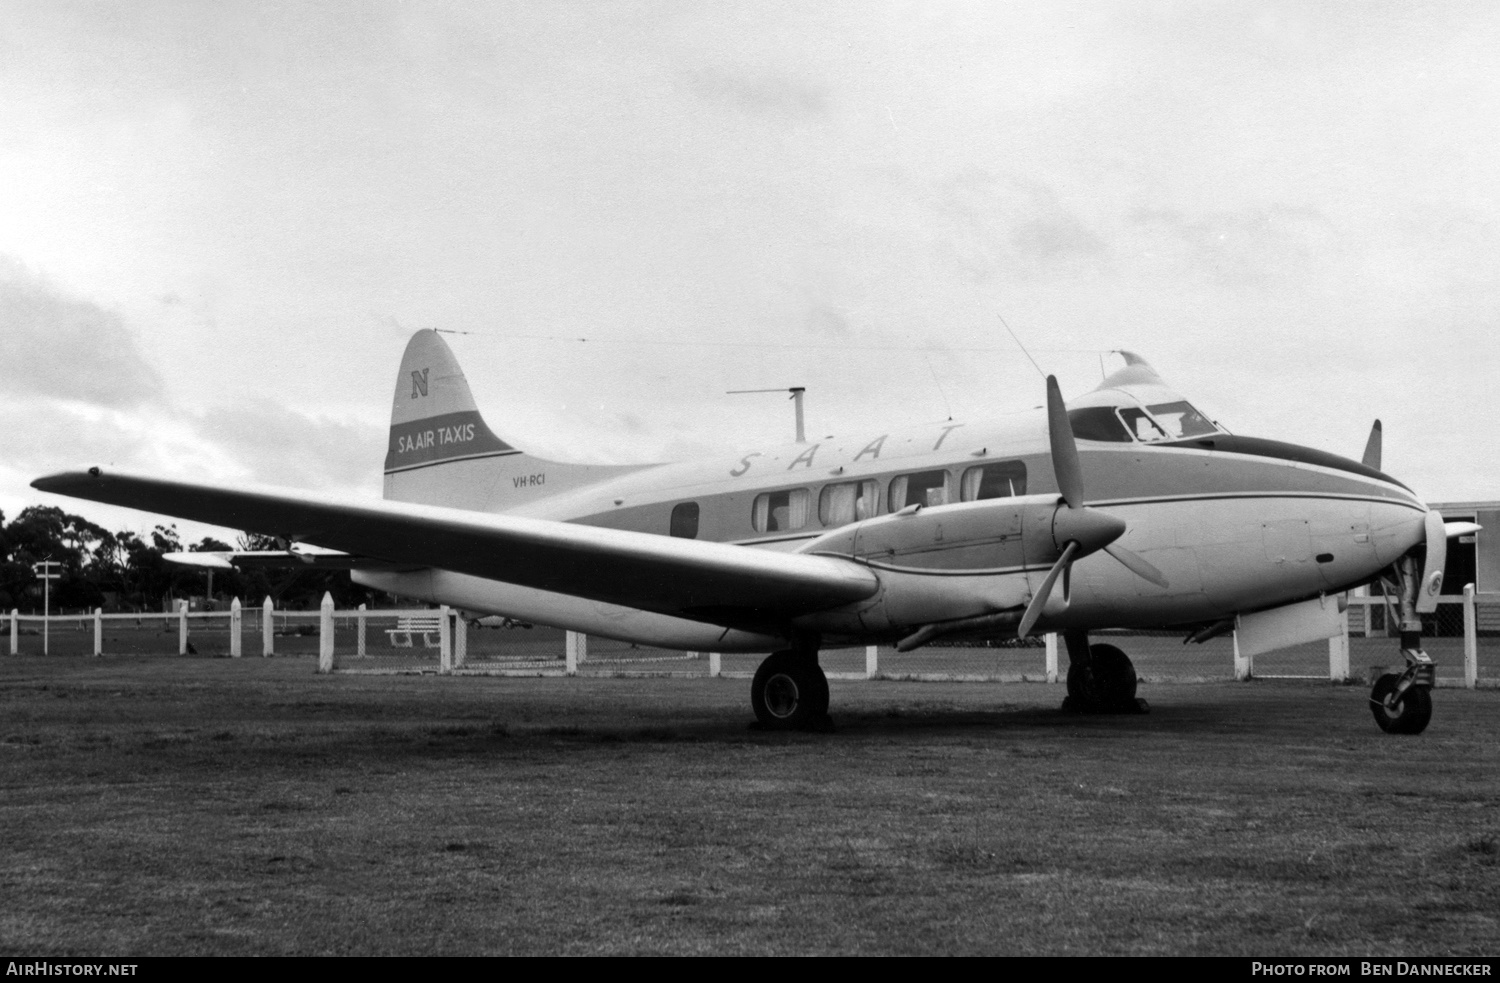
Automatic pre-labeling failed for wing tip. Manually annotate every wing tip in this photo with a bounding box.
[31,467,105,493]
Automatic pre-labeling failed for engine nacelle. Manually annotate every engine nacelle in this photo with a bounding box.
[791,495,1069,634]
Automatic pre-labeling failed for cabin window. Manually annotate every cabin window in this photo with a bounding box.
[889,470,949,511]
[669,502,699,539]
[752,488,809,533]
[1067,407,1132,442]
[960,461,1028,502]
[1145,400,1217,439]
[1118,407,1170,442]
[818,480,880,526]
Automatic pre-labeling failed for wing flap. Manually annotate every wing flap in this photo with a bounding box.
[34,468,878,623]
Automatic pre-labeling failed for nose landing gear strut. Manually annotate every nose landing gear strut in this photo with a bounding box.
[1370,555,1436,735]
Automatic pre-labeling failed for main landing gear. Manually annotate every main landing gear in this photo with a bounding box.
[1061,631,1149,714]
[750,648,831,731]
[1370,556,1437,735]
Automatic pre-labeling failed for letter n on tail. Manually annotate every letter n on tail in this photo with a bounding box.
[410,368,429,398]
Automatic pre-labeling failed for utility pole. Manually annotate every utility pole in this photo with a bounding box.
[32,560,61,656]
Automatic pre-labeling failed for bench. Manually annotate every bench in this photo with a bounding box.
[386,616,443,648]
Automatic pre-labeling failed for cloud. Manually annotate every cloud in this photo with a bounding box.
[0,258,165,408]
[680,67,828,119]
[928,171,1107,283]
[1123,205,1340,290]
[193,398,386,492]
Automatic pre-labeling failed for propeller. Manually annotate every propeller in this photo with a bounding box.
[1017,377,1169,638]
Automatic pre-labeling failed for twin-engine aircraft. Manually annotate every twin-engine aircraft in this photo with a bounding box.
[34,331,1464,734]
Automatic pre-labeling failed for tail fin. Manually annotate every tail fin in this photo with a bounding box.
[383,330,642,512]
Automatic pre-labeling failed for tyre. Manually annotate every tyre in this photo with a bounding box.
[1370,673,1433,735]
[1066,660,1094,704]
[1064,644,1139,713]
[1089,644,1138,709]
[808,663,830,718]
[751,651,825,730]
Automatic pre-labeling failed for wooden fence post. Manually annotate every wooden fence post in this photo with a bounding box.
[1464,584,1478,690]
[1044,633,1058,683]
[1328,604,1350,682]
[453,610,468,669]
[865,644,879,680]
[262,597,274,657]
[94,608,103,657]
[357,603,367,657]
[438,605,453,673]
[230,598,242,658]
[709,652,721,677]
[9,609,16,655]
[178,600,188,656]
[565,631,585,676]
[318,592,334,673]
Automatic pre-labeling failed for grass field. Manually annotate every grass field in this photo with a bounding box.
[2,652,1498,956]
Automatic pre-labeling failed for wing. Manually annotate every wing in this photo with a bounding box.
[163,546,406,570]
[33,468,877,627]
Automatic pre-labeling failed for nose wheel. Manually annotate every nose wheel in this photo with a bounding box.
[750,650,830,731]
[1369,657,1435,735]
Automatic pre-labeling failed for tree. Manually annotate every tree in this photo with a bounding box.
[0,506,115,610]
[0,508,391,612]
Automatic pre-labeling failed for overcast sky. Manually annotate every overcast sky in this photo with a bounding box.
[4,1,1499,544]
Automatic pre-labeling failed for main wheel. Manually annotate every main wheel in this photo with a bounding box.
[808,663,830,718]
[751,651,827,730]
[1064,643,1142,713]
[1090,644,1138,709]
[1370,673,1433,735]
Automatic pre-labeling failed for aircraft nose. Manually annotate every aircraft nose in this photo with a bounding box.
[1369,504,1428,565]
[1051,505,1127,556]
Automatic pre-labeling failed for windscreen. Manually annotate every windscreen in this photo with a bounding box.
[1145,401,1218,439]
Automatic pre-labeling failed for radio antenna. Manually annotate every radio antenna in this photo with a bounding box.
[924,355,954,421]
[999,314,1047,381]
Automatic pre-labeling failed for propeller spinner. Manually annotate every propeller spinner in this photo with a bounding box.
[1017,377,1169,637]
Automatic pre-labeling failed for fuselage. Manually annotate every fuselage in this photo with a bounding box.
[356,402,1430,652]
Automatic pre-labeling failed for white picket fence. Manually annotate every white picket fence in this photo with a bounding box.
[7,587,1498,689]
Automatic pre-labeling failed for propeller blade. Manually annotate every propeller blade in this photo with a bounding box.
[1362,419,1382,471]
[1103,544,1170,589]
[1046,375,1084,510]
[1018,541,1078,638]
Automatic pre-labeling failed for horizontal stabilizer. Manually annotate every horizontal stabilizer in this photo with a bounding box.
[34,468,879,630]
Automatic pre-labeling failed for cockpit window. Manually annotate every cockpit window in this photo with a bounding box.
[1067,407,1132,442]
[1118,407,1170,442]
[1145,401,1218,439]
[1070,401,1221,443]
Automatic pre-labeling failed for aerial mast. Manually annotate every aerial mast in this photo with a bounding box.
[727,387,806,443]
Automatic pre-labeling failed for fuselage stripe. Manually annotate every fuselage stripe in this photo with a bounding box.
[384,449,523,475]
